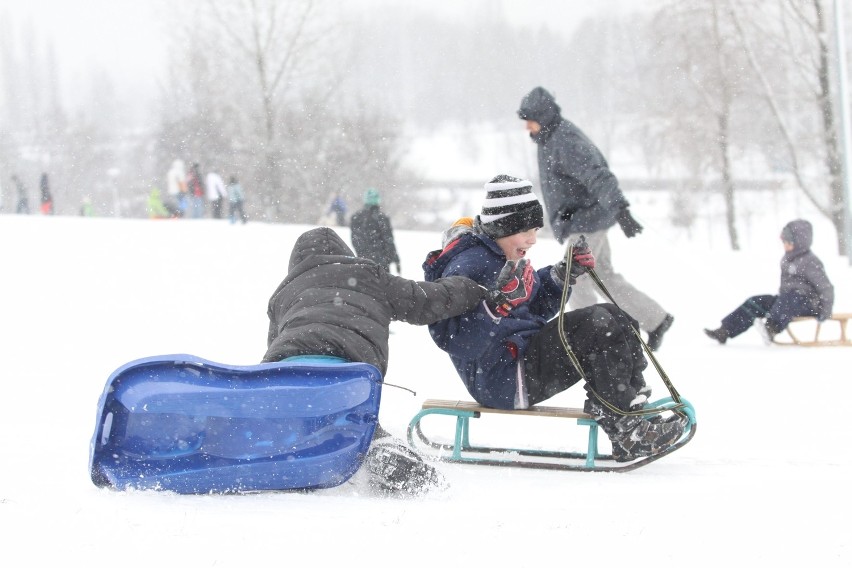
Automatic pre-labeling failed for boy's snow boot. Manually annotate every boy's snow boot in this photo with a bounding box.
[364,436,447,496]
[703,327,729,345]
[756,319,779,345]
[647,314,674,351]
[584,399,686,463]
[630,386,669,424]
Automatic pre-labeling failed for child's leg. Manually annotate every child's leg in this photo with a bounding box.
[524,304,645,410]
[766,291,818,332]
[522,319,584,406]
[720,294,776,337]
[527,304,684,462]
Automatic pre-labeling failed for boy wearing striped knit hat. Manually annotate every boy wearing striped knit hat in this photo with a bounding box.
[422,174,686,462]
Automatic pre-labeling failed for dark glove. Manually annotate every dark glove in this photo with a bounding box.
[616,208,643,238]
[551,236,595,285]
[484,259,534,317]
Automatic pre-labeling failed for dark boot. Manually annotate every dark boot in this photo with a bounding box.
[647,314,674,351]
[364,435,447,495]
[757,319,781,345]
[584,399,686,462]
[703,327,729,345]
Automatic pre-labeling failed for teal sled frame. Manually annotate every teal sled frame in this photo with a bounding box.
[407,397,696,472]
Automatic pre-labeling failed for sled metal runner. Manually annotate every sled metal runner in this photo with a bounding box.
[407,397,696,472]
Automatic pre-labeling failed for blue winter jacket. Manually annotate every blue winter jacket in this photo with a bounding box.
[423,232,566,409]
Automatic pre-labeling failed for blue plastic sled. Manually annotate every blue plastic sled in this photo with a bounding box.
[89,355,382,494]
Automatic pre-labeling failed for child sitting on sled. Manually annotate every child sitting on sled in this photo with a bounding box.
[422,175,686,462]
[704,218,834,345]
[263,226,491,495]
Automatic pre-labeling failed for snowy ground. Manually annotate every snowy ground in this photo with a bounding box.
[1,210,850,567]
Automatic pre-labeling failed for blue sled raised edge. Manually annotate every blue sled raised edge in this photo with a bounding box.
[89,354,382,494]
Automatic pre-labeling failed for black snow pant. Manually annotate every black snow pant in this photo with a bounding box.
[721,292,817,337]
[523,303,648,410]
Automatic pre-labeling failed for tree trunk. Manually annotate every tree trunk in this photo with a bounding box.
[815,0,848,255]
[718,112,740,250]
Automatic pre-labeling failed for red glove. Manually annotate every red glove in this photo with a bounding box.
[485,259,534,317]
[551,236,595,285]
[572,248,595,270]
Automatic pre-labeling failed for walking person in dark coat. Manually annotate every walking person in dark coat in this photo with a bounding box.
[349,188,401,274]
[11,175,29,214]
[263,226,489,495]
[518,86,674,351]
[704,219,834,344]
[423,175,686,463]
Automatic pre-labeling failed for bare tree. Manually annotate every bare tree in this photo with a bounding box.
[154,0,424,224]
[642,0,757,249]
[727,0,849,255]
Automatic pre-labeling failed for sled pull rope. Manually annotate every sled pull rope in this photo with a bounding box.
[384,382,416,396]
[556,239,684,418]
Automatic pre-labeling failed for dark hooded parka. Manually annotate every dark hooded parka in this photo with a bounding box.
[263,227,486,375]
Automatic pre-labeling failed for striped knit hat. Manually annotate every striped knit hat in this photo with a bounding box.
[476,175,544,239]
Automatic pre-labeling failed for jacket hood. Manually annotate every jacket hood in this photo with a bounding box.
[288,227,354,270]
[781,219,812,251]
[518,87,562,129]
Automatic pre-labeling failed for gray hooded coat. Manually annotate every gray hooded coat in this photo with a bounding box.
[263,227,485,375]
[779,219,834,319]
[518,86,629,242]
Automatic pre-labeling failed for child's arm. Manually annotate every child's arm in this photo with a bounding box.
[807,256,835,319]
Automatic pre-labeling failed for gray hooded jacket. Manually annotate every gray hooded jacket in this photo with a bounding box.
[263,227,485,374]
[518,86,629,242]
[779,219,834,319]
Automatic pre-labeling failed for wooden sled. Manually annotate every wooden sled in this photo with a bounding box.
[773,312,852,347]
[407,397,696,473]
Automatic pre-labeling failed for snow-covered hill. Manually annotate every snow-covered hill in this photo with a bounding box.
[1,212,849,567]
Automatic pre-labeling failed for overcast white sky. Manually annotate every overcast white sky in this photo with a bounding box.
[1,0,641,116]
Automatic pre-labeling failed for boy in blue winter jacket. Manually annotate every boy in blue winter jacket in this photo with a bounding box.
[704,219,834,344]
[423,175,686,462]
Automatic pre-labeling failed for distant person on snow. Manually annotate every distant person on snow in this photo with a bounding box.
[704,219,834,345]
[166,159,187,217]
[423,175,687,463]
[11,175,30,214]
[147,187,177,219]
[349,188,401,274]
[80,197,95,217]
[205,170,227,219]
[39,172,54,215]
[327,193,348,226]
[518,86,674,351]
[226,175,248,224]
[262,226,498,495]
[186,163,205,219]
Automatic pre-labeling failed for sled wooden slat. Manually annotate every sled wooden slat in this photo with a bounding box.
[420,399,590,419]
[774,312,852,347]
[410,399,603,469]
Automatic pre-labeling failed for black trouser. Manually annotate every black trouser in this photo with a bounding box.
[721,292,817,337]
[523,304,647,410]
